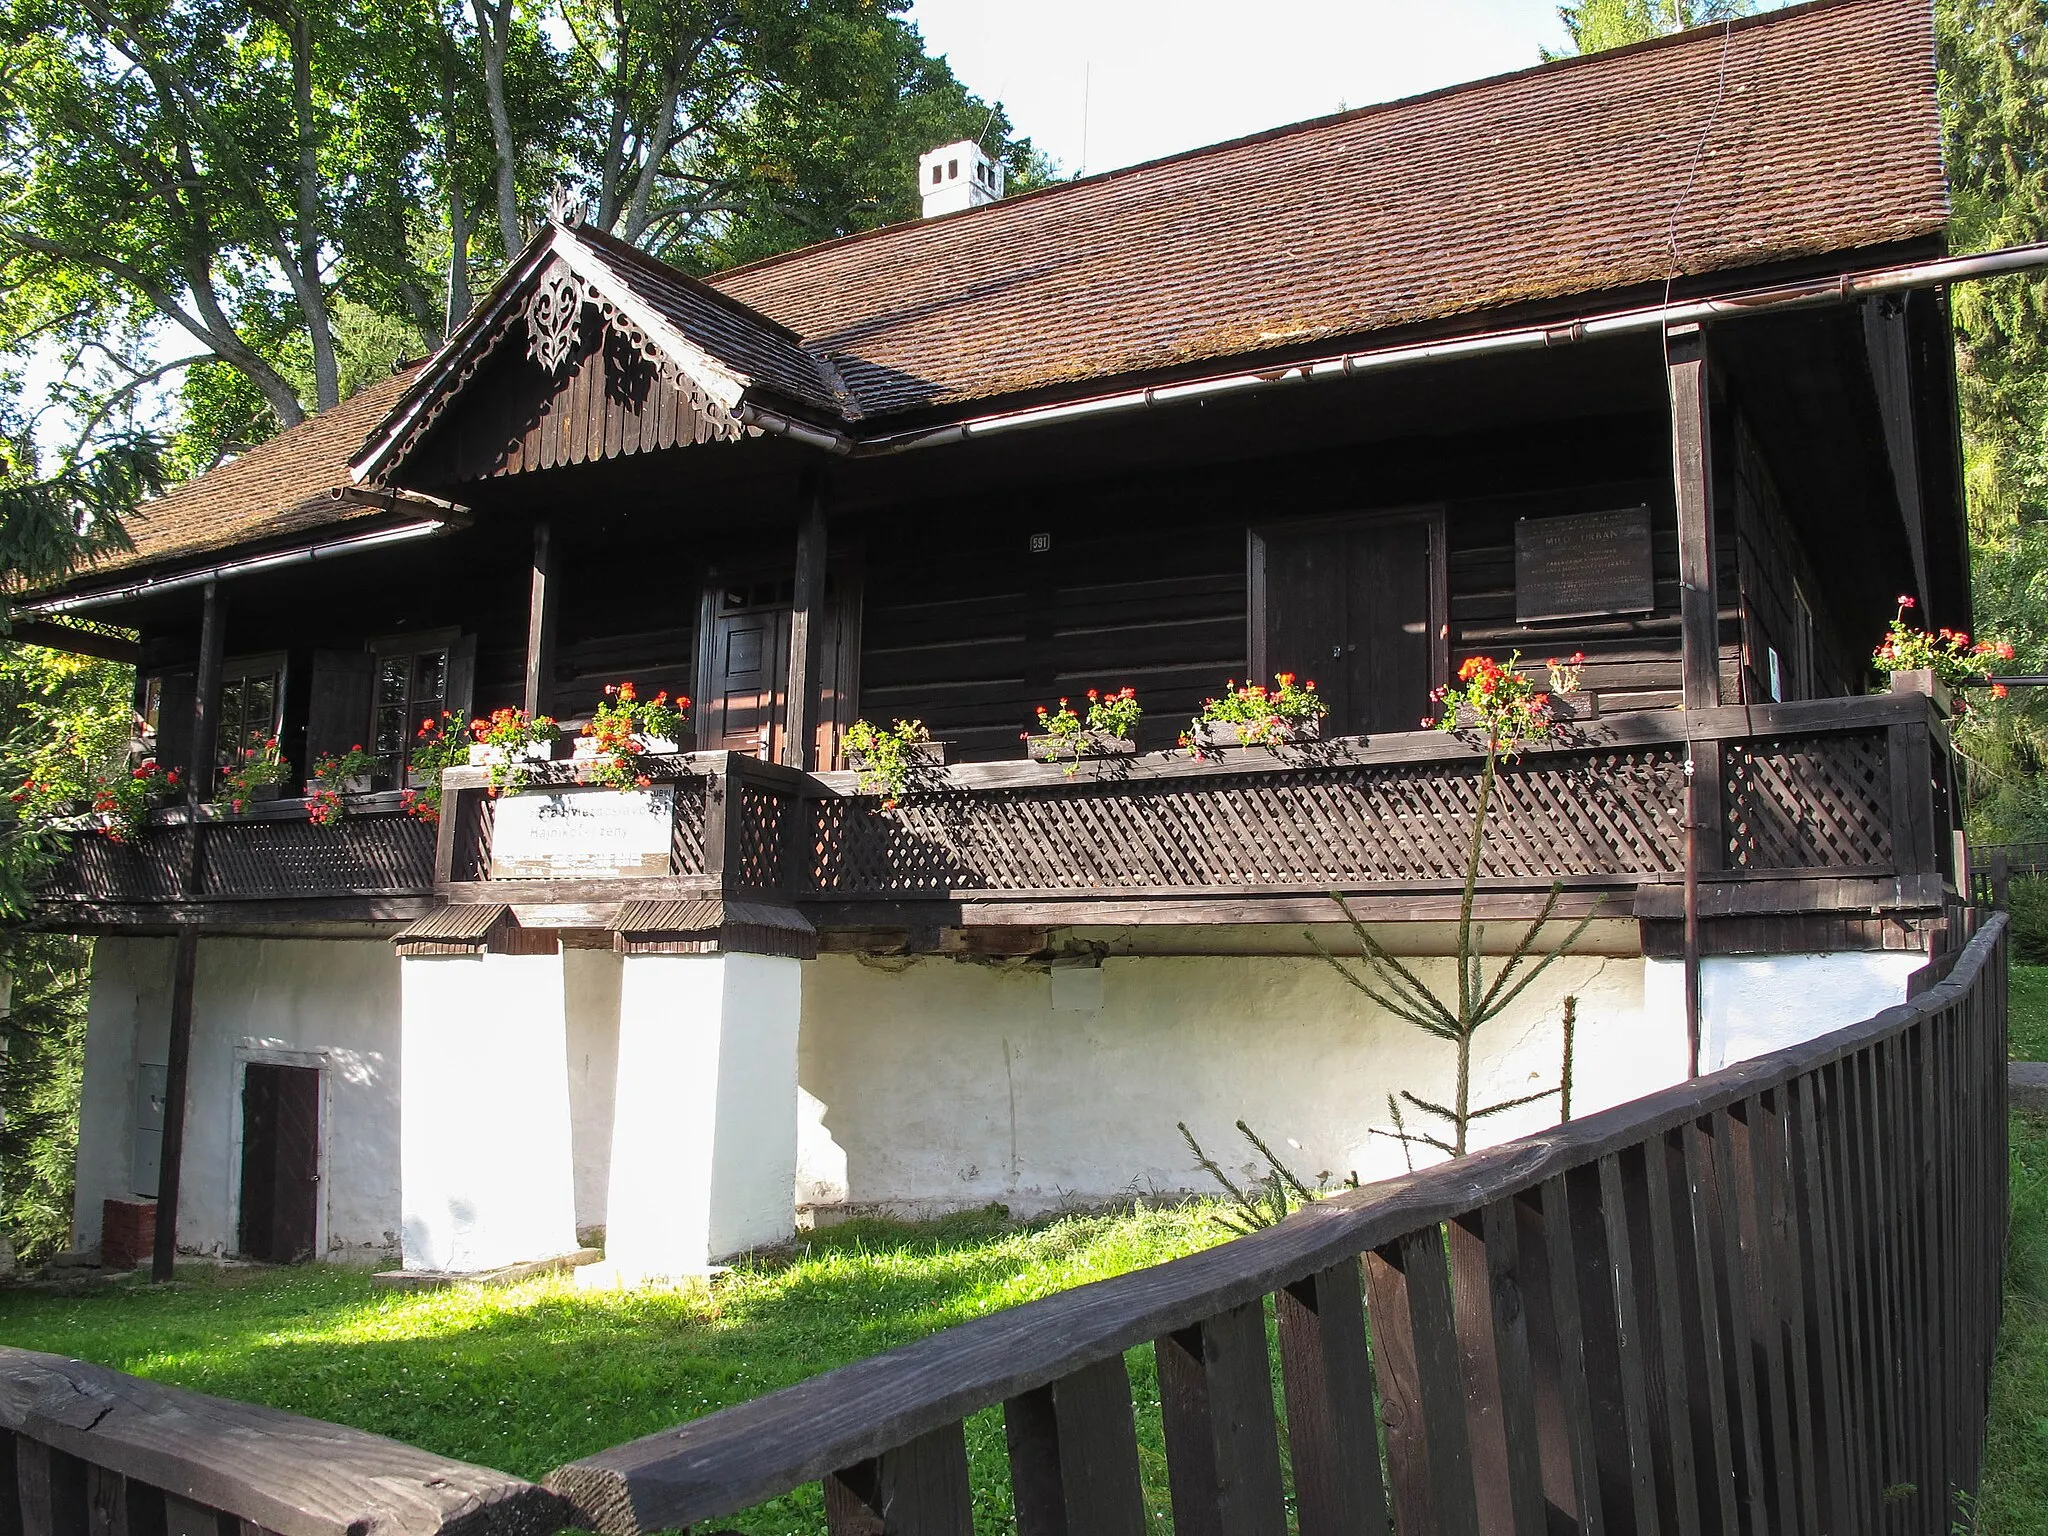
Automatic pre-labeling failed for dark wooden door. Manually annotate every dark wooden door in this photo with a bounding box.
[1254,513,1442,737]
[239,1064,320,1263]
[700,595,792,759]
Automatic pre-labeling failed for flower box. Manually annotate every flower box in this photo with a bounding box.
[243,782,281,803]
[469,741,554,767]
[1193,718,1322,748]
[847,741,949,772]
[1888,668,1953,716]
[1025,731,1137,762]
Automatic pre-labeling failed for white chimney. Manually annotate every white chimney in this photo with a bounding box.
[919,140,1003,218]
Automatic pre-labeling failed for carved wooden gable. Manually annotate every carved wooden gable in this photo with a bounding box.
[383,257,753,488]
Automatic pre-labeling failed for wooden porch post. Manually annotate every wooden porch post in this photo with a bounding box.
[1669,323,1719,1078]
[150,926,199,1282]
[524,520,557,719]
[782,472,829,770]
[188,581,226,805]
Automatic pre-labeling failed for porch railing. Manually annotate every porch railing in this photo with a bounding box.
[36,691,1956,917]
[541,910,2009,1536]
[4,914,2009,1536]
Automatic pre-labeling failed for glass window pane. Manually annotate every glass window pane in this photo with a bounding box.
[246,674,276,732]
[413,650,447,706]
[377,658,408,706]
[374,705,406,756]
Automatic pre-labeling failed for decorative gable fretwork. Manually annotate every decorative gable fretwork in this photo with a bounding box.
[525,267,589,374]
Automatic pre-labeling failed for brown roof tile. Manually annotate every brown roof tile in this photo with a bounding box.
[73,366,426,578]
[710,0,1947,416]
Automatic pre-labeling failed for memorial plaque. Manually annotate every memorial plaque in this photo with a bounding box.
[490,783,674,880]
[1515,506,1655,622]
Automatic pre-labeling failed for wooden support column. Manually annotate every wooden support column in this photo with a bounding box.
[150,926,199,1283]
[1669,324,1719,1077]
[782,472,829,770]
[187,581,225,805]
[524,520,558,719]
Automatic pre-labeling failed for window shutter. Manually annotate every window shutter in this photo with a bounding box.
[306,650,375,768]
[445,634,478,725]
[152,670,197,777]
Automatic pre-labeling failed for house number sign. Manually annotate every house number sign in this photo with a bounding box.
[1514,506,1655,623]
[490,783,674,880]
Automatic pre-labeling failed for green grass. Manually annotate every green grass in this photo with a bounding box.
[0,1204,1224,1536]
[1981,963,2048,1534]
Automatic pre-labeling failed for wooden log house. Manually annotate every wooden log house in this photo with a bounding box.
[20,0,1986,1277]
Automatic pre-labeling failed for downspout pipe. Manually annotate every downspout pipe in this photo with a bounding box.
[852,240,2048,457]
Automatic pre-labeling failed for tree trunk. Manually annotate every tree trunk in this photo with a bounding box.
[471,0,523,256]
[283,6,339,410]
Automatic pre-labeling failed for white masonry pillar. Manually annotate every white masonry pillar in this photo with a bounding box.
[601,950,803,1283]
[399,949,580,1273]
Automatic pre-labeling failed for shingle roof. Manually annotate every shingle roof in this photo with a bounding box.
[38,0,1947,587]
[710,0,1946,416]
[71,365,425,579]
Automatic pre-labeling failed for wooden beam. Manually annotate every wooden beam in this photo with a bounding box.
[782,472,829,770]
[5,620,140,665]
[1668,324,1719,712]
[523,521,557,719]
[150,927,198,1283]
[187,583,226,805]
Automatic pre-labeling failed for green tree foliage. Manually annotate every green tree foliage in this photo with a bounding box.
[1940,0,2048,842]
[1551,0,1758,56]
[0,644,134,1265]
[0,0,1048,476]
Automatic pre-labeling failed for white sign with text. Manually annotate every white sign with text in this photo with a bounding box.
[490,783,674,880]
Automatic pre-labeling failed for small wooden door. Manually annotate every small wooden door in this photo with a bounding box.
[1251,511,1444,737]
[239,1064,320,1264]
[698,587,793,759]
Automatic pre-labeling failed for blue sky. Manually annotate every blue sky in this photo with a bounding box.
[905,1,1581,178]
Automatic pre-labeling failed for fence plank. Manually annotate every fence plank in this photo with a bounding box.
[1593,1156,1661,1534]
[0,1351,557,1536]
[1528,1181,1604,1536]
[1476,1204,1545,1536]
[823,1423,972,1536]
[1155,1304,1287,1536]
[161,1499,231,1536]
[1703,1109,1769,1534]
[17,1441,88,1536]
[2,1430,21,1536]
[85,1466,165,1536]
[1784,1077,1851,1532]
[1678,1123,1738,1536]
[1445,1215,1516,1536]
[1004,1355,1147,1536]
[1637,1136,1701,1536]
[1274,1263,1390,1536]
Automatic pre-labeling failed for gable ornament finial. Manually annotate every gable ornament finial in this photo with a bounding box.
[546,181,586,228]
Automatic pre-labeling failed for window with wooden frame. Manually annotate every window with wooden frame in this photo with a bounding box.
[367,631,464,786]
[214,654,287,772]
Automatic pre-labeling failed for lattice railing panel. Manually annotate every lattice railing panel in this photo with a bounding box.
[732,782,786,892]
[1724,732,1891,870]
[197,814,437,895]
[39,830,191,903]
[671,778,708,874]
[799,747,1691,894]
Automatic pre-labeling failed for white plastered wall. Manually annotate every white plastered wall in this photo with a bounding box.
[564,948,623,1239]
[399,951,580,1273]
[603,951,802,1281]
[796,949,1677,1219]
[1645,950,1923,1073]
[72,936,401,1261]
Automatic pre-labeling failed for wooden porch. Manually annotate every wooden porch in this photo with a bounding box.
[35,688,1959,938]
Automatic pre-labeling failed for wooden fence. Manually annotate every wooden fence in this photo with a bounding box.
[6,918,2009,1536]
[545,912,2011,1536]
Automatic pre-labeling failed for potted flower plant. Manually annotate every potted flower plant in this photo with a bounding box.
[1872,595,2013,715]
[467,707,561,796]
[1026,687,1142,775]
[576,682,691,789]
[219,738,288,814]
[306,746,378,825]
[90,757,180,843]
[1189,673,1329,748]
[841,718,941,808]
[400,713,469,824]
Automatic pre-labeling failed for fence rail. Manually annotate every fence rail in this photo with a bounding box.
[0,1349,561,1536]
